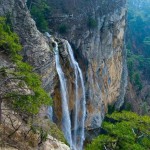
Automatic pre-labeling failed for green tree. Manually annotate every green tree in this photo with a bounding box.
[133,72,142,90]
[58,24,68,34]
[86,111,150,150]
[27,0,50,32]
[0,17,52,123]
[127,50,143,90]
[87,18,97,29]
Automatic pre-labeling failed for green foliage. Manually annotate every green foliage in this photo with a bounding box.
[30,118,67,144]
[127,49,150,80]
[123,102,132,111]
[108,104,115,114]
[27,0,50,32]
[143,37,150,46]
[127,50,144,90]
[126,0,150,55]
[0,17,52,114]
[133,72,142,90]
[126,1,150,93]
[39,127,48,142]
[141,102,150,115]
[86,111,150,150]
[87,18,97,29]
[58,24,68,34]
[48,121,67,144]
[0,17,22,56]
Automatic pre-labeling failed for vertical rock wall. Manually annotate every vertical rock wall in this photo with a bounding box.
[49,0,127,129]
[0,0,127,133]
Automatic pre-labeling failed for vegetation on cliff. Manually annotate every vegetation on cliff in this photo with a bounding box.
[86,111,150,150]
[0,16,52,115]
[87,18,98,29]
[27,0,50,32]
[0,16,66,148]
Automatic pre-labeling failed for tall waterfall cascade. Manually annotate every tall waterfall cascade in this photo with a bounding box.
[66,41,86,150]
[53,40,86,150]
[54,41,73,147]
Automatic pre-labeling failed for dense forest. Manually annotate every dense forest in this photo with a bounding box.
[125,0,150,115]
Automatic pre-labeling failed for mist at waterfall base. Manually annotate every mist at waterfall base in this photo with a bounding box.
[50,40,86,150]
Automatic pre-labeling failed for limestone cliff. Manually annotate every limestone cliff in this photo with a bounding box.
[0,0,127,147]
[48,0,127,129]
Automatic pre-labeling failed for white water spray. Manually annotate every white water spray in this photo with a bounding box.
[53,40,86,150]
[48,106,53,121]
[66,41,86,150]
[54,41,73,148]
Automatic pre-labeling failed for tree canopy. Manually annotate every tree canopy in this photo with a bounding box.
[86,111,150,150]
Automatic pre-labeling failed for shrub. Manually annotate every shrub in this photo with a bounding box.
[27,0,50,32]
[133,72,142,90]
[87,18,97,29]
[58,24,68,34]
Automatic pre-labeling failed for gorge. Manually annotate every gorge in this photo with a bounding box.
[0,0,141,149]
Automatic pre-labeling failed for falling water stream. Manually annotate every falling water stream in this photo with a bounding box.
[66,41,86,150]
[54,41,73,148]
[53,40,86,150]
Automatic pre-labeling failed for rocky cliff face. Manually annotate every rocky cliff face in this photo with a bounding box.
[48,0,127,129]
[0,0,127,143]
[0,0,67,149]
[0,0,57,95]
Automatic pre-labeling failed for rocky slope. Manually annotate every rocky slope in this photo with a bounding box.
[0,99,70,150]
[0,0,127,147]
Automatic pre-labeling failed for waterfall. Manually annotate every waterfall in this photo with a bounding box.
[48,106,53,121]
[66,41,86,150]
[54,41,73,148]
[53,40,86,150]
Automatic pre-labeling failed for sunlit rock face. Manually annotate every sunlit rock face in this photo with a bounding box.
[49,0,127,129]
